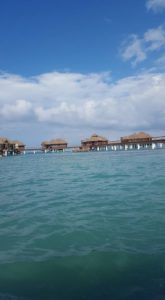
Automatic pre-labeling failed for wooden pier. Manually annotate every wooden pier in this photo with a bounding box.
[1,133,165,156]
[23,136,165,154]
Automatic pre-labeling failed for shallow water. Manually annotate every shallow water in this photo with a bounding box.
[0,150,165,299]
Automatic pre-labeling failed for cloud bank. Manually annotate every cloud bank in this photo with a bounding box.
[0,71,165,145]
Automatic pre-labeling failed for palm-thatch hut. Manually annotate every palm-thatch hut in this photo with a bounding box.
[0,137,25,156]
[0,137,9,154]
[12,140,26,153]
[81,134,108,151]
[41,138,68,151]
[121,132,152,144]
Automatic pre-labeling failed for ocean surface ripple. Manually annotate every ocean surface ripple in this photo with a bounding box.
[0,150,165,299]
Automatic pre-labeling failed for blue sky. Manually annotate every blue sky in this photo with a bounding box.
[0,0,165,145]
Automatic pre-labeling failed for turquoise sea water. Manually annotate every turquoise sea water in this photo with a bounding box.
[0,150,165,300]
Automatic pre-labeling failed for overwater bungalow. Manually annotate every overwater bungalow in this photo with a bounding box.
[121,131,152,143]
[41,138,68,152]
[81,134,108,151]
[0,137,10,156]
[12,140,26,154]
[0,137,25,156]
[107,132,165,151]
[120,132,152,150]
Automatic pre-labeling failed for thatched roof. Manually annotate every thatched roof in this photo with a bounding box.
[12,140,25,146]
[41,140,49,146]
[0,137,8,144]
[42,138,67,145]
[82,134,108,143]
[121,132,152,141]
[0,137,12,144]
[0,137,25,146]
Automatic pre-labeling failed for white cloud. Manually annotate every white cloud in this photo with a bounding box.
[144,26,165,50]
[146,0,165,12]
[121,35,146,66]
[0,71,165,145]
[1,99,32,120]
[121,26,165,66]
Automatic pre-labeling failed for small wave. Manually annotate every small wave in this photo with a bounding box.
[0,293,26,300]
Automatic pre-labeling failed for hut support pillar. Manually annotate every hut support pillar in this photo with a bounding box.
[152,143,156,149]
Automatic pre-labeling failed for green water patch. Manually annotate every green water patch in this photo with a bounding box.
[0,252,165,300]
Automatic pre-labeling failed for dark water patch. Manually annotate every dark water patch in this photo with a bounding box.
[0,252,165,300]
